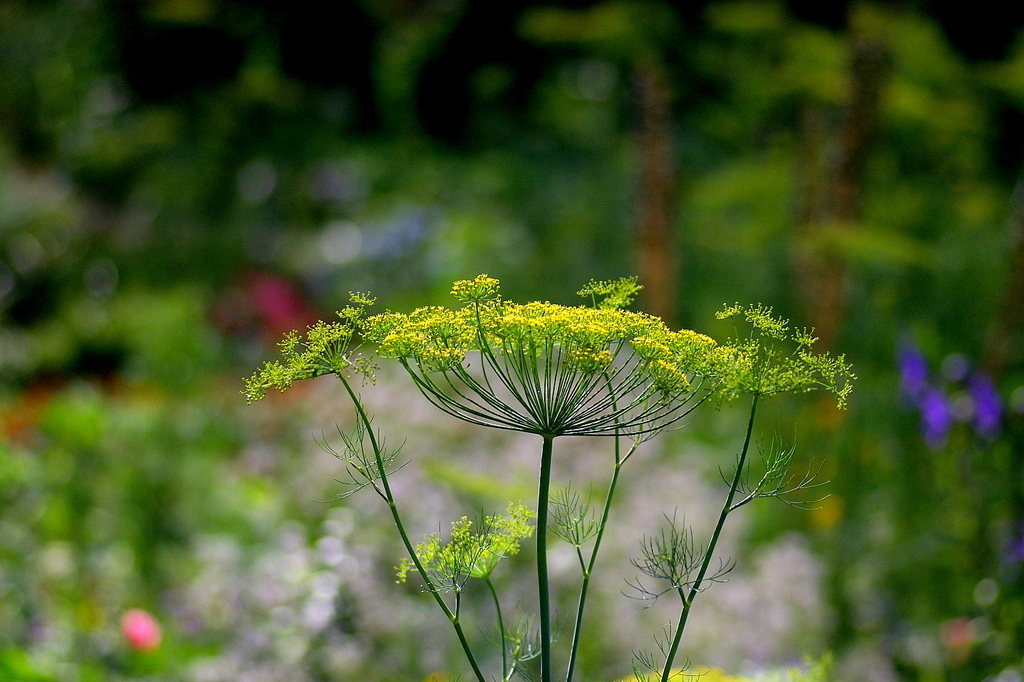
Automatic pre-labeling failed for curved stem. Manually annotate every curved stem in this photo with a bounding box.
[537,434,555,682]
[660,394,759,682]
[339,376,487,682]
[486,578,509,679]
[565,568,592,682]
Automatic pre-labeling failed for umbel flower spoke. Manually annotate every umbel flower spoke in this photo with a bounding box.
[364,275,731,437]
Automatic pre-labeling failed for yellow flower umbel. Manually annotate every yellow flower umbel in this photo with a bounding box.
[364,275,729,437]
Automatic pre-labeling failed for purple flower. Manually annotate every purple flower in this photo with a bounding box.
[920,387,952,449]
[898,343,929,403]
[969,372,1002,439]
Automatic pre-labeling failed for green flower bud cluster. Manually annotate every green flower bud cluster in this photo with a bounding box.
[396,503,536,591]
[714,304,855,407]
[576,275,643,310]
[242,294,376,404]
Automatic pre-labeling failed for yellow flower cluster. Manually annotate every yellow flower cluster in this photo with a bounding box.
[366,305,478,372]
[362,277,736,435]
[365,285,726,398]
[450,274,501,303]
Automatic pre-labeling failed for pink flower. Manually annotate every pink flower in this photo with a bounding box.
[121,609,162,652]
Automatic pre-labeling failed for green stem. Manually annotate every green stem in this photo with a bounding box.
[565,564,592,682]
[486,578,509,680]
[660,394,759,682]
[537,434,555,682]
[339,376,487,682]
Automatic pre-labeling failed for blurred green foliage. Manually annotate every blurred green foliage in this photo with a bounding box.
[2,0,1024,680]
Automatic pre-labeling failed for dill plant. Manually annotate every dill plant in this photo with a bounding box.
[244,276,853,682]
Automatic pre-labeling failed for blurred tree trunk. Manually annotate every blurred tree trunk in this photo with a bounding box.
[981,171,1024,668]
[635,56,676,325]
[517,3,680,322]
[982,175,1024,379]
[794,34,889,350]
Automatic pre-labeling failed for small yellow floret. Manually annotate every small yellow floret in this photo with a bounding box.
[451,274,501,303]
